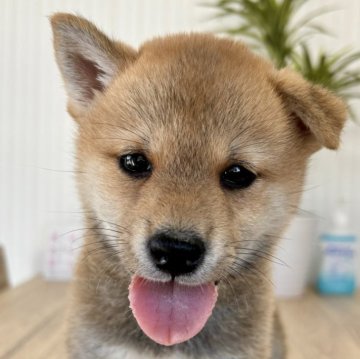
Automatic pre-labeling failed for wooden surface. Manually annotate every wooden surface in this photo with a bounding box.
[0,277,359,359]
[0,278,67,359]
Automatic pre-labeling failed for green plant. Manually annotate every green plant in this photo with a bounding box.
[295,46,360,99]
[204,0,360,118]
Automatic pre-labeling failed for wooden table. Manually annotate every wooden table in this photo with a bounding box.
[0,277,359,358]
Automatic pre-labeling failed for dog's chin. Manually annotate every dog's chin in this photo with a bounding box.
[128,275,219,346]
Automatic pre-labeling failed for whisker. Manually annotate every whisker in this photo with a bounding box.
[81,247,125,263]
[241,261,274,287]
[229,255,274,287]
[73,241,125,251]
[236,251,288,267]
[230,246,289,267]
[38,167,85,174]
[88,217,131,233]
[224,276,242,314]
[46,210,91,214]
[69,233,120,245]
[288,205,322,218]
[95,258,123,293]
[285,185,320,196]
[59,227,127,238]
[221,266,254,295]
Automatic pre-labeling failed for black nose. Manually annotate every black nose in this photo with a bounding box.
[148,229,206,277]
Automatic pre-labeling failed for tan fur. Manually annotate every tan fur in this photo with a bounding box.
[51,13,347,359]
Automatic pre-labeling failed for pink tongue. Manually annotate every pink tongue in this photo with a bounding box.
[129,276,218,346]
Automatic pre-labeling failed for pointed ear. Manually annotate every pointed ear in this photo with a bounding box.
[272,68,347,150]
[50,13,137,117]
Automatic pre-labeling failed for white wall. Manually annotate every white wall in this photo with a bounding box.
[0,0,359,286]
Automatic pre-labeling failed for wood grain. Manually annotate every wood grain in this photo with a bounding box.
[278,291,360,359]
[0,277,359,358]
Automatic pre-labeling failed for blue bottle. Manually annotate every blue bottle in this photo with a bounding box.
[317,205,357,295]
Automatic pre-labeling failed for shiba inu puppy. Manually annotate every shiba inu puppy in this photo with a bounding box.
[51,13,347,359]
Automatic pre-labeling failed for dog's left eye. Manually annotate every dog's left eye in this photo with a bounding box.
[220,164,256,190]
[119,153,152,178]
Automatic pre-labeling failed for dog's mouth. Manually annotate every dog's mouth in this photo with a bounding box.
[128,276,218,346]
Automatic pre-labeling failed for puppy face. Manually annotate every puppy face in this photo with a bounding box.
[51,15,347,287]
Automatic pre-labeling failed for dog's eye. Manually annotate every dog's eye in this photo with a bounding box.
[220,164,256,190]
[119,153,152,178]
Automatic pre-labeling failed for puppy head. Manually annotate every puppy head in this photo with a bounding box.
[51,13,346,286]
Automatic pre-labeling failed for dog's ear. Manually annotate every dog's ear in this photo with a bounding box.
[272,68,347,150]
[50,13,137,118]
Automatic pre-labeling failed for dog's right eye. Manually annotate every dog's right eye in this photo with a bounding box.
[119,153,152,178]
[220,164,257,190]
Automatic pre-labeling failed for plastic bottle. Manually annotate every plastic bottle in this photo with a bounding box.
[317,203,357,295]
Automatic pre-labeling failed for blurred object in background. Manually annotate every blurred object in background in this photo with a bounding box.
[273,215,318,298]
[42,220,83,281]
[317,201,357,295]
